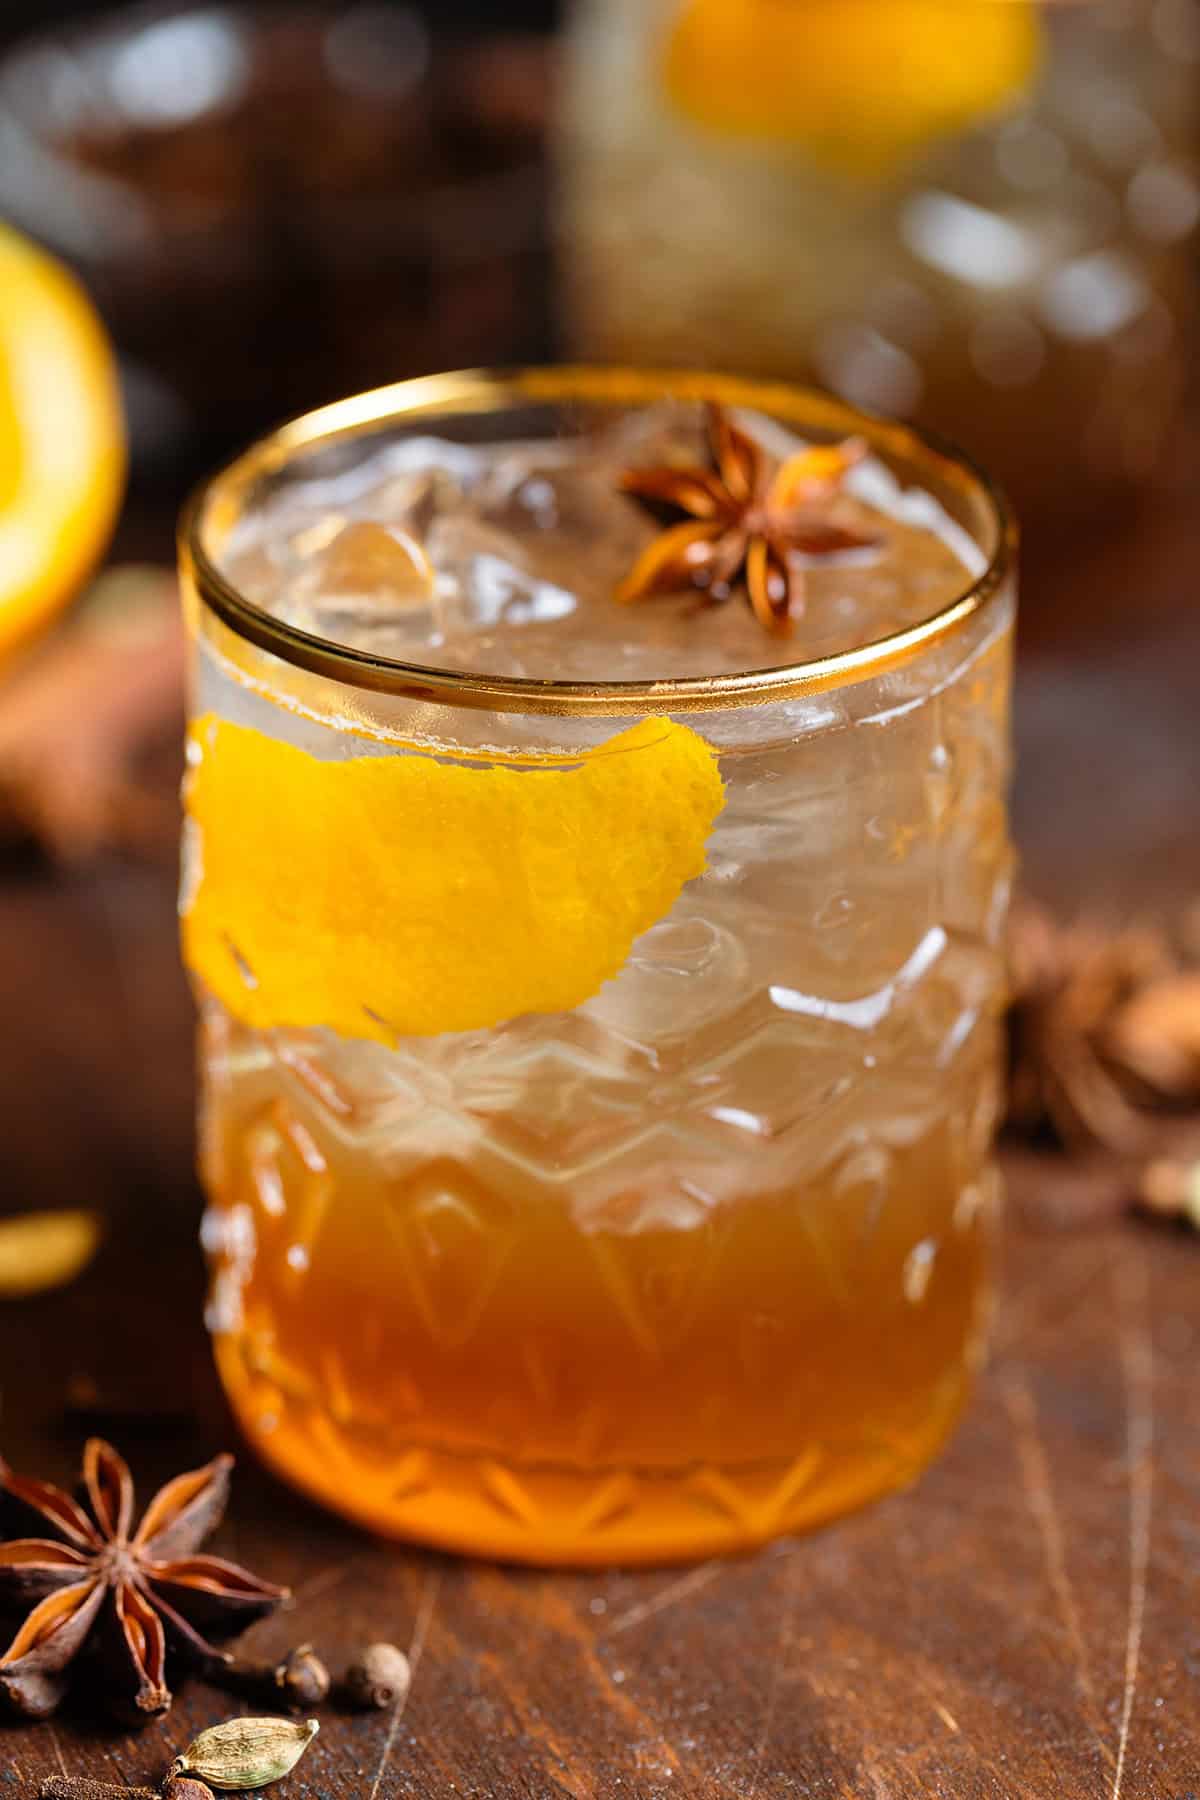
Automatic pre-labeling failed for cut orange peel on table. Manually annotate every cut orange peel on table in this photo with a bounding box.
[0,223,126,668]
[181,712,726,1041]
[662,0,1044,178]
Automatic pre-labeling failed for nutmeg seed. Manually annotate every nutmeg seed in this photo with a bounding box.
[342,1642,411,1710]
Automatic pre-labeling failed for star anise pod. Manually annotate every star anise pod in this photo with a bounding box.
[615,403,881,633]
[0,566,184,864]
[1006,897,1200,1157]
[0,1440,287,1724]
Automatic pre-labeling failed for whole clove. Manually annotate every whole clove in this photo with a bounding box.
[342,1642,411,1710]
[273,1646,331,1710]
[206,1645,331,1711]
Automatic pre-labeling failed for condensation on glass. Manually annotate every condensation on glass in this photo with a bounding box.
[180,370,1016,1565]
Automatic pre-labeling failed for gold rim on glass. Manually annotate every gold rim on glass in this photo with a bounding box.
[181,366,1016,718]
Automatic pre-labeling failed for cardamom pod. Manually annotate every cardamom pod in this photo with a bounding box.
[171,1716,319,1790]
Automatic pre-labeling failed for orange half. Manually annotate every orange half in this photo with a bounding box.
[0,223,126,667]
[663,0,1043,179]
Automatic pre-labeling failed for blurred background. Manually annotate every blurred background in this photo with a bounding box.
[0,0,560,531]
[2,0,1197,528]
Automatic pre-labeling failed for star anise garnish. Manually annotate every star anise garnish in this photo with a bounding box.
[0,1440,287,1723]
[615,404,881,633]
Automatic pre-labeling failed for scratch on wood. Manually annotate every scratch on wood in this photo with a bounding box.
[44,1720,69,1778]
[292,1553,363,1605]
[605,1562,723,1637]
[1111,1248,1154,1800]
[368,1563,441,1800]
[859,1761,894,1800]
[46,1723,67,1778]
[531,1588,685,1779]
[745,1552,801,1800]
[1001,1375,1111,1765]
[473,1646,590,1799]
[152,1703,176,1763]
[900,1664,1031,1797]
[993,1246,1110,1357]
[101,1740,130,1785]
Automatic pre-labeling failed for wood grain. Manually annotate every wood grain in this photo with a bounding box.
[0,457,1198,1795]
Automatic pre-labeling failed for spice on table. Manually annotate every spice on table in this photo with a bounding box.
[273,1645,330,1709]
[0,1210,101,1299]
[160,1780,217,1800]
[1104,971,1200,1098]
[1135,1155,1200,1229]
[1006,896,1200,1223]
[170,1716,319,1790]
[0,565,184,863]
[342,1642,412,1710]
[1006,898,1200,1155]
[615,403,879,633]
[210,1644,331,1711]
[0,1440,287,1722]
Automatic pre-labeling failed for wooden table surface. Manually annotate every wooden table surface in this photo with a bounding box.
[0,459,1197,1798]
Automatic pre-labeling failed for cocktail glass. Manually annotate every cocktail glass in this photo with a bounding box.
[179,368,1015,1564]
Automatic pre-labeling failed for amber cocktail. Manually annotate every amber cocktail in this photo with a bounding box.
[180,369,1014,1564]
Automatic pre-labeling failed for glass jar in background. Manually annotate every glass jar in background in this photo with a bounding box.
[558,0,1200,523]
[180,368,1014,1564]
[0,5,552,483]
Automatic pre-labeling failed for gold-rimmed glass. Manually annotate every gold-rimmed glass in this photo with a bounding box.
[181,367,1016,1565]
